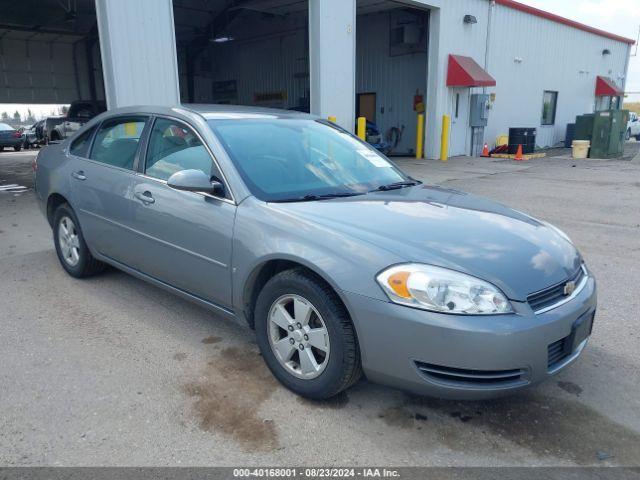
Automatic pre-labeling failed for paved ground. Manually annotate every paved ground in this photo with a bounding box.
[1,145,639,467]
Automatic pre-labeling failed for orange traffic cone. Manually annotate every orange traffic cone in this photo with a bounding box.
[514,144,524,161]
[481,143,490,157]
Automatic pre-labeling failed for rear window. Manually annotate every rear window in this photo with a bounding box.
[0,122,13,131]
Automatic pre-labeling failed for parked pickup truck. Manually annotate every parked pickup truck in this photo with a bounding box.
[50,101,106,141]
[627,112,640,141]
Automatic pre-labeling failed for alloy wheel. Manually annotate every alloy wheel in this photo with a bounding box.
[58,216,81,267]
[268,294,330,380]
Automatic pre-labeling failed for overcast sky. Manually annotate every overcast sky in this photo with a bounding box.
[526,0,640,101]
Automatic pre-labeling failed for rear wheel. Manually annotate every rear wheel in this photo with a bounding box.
[14,145,21,152]
[626,129,631,141]
[255,268,362,399]
[53,204,105,278]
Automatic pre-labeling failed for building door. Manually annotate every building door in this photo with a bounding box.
[449,88,470,156]
[357,93,377,122]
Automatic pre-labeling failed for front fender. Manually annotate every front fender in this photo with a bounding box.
[231,197,403,313]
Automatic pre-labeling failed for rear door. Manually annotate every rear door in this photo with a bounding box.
[68,116,149,265]
[127,116,236,309]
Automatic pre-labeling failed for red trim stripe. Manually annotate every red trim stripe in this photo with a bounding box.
[495,0,636,45]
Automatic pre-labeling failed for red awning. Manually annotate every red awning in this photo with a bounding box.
[595,76,623,96]
[446,55,496,88]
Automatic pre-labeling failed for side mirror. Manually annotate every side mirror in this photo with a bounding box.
[167,169,224,196]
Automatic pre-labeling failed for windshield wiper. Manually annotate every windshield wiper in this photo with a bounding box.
[373,180,422,191]
[272,192,363,203]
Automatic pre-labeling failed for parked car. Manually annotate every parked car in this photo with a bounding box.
[627,111,640,140]
[34,105,597,400]
[0,122,24,151]
[42,116,65,143]
[23,120,45,149]
[50,101,106,141]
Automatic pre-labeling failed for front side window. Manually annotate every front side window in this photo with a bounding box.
[145,118,216,182]
[90,117,147,170]
[541,91,558,125]
[208,119,409,202]
[69,126,96,157]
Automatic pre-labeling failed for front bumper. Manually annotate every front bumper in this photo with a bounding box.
[342,275,597,400]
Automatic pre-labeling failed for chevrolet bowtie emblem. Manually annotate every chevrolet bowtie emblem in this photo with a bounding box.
[564,281,576,296]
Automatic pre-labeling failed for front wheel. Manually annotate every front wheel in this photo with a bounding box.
[626,129,631,141]
[53,204,105,278]
[14,145,21,152]
[255,269,362,399]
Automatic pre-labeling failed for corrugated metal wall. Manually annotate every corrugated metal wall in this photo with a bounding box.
[188,13,309,109]
[356,10,428,155]
[484,3,630,148]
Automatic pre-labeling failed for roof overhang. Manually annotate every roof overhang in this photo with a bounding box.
[494,0,636,45]
[595,76,623,96]
[447,55,496,88]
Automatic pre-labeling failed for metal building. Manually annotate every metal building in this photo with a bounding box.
[0,0,635,158]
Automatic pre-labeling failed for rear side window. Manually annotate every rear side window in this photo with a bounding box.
[145,118,218,182]
[90,117,148,170]
[69,127,96,158]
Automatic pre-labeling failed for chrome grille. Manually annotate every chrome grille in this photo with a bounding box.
[528,266,586,313]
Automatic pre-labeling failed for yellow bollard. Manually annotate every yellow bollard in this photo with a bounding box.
[357,117,366,141]
[416,114,425,160]
[440,115,451,162]
[328,115,337,123]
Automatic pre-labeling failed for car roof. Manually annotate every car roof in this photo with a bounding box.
[92,104,319,122]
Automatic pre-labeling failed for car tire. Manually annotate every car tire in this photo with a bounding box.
[13,145,21,152]
[53,203,105,278]
[255,268,362,399]
[626,129,631,141]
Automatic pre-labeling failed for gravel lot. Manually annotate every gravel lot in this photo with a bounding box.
[1,146,639,467]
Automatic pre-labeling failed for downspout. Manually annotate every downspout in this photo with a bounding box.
[483,0,494,94]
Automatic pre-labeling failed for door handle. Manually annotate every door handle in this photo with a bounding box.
[134,191,155,205]
[71,171,86,181]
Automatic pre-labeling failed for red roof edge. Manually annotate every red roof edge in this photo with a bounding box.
[495,0,636,45]
[595,76,623,96]
[447,55,497,87]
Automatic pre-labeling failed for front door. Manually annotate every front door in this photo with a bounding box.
[357,93,377,122]
[449,88,470,156]
[128,117,235,309]
[68,116,148,266]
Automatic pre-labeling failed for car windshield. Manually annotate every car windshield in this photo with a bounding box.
[208,118,410,202]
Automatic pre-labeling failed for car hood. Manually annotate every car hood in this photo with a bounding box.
[270,185,582,301]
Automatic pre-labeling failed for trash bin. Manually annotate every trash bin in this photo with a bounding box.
[571,140,590,159]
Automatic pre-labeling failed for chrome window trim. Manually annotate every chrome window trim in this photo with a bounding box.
[534,265,589,315]
[141,114,237,205]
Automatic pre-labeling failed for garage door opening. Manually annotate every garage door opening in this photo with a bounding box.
[356,1,429,156]
[173,0,310,111]
[0,0,104,105]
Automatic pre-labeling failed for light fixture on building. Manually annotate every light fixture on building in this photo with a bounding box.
[602,49,611,56]
[514,57,523,63]
[211,36,234,43]
[463,15,478,24]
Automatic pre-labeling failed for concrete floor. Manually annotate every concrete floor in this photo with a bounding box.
[1,146,639,467]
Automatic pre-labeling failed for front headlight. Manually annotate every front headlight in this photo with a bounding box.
[376,264,513,315]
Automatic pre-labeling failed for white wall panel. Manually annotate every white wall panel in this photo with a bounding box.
[484,3,630,148]
[96,0,180,108]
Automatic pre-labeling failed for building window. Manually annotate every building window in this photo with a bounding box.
[541,91,558,126]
